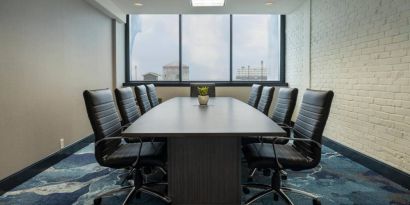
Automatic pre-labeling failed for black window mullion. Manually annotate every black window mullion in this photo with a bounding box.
[229,14,233,82]
[279,15,286,84]
[125,15,130,82]
[179,14,182,82]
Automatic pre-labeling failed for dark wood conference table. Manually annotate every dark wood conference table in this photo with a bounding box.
[122,97,286,205]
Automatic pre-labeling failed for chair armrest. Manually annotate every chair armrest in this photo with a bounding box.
[277,137,321,147]
[120,124,157,143]
[95,136,143,167]
[271,137,321,171]
[277,123,292,130]
[95,136,143,148]
[121,123,132,131]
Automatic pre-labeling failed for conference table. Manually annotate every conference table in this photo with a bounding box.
[122,97,286,205]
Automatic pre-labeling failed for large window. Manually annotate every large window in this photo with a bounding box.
[232,15,280,81]
[182,15,230,81]
[127,14,284,84]
[129,15,179,81]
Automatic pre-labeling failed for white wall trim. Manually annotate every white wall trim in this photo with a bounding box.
[85,0,126,23]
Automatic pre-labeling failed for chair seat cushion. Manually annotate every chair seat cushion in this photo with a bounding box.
[242,136,289,146]
[104,142,165,168]
[242,143,313,170]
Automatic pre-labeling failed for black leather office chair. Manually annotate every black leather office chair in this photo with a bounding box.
[244,87,298,146]
[268,87,298,144]
[116,87,167,145]
[135,85,152,114]
[190,83,216,97]
[115,87,146,144]
[247,84,263,108]
[244,88,298,179]
[146,84,160,107]
[257,86,275,115]
[115,87,140,127]
[242,89,334,205]
[83,89,171,205]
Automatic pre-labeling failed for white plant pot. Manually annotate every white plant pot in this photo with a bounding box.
[198,95,209,105]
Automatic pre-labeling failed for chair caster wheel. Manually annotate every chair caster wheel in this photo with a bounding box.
[242,187,250,194]
[93,198,102,205]
[313,198,321,205]
[263,169,271,176]
[273,193,279,201]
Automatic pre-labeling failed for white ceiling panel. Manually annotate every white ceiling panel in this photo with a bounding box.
[112,0,306,14]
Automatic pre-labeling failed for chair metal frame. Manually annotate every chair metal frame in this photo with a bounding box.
[242,137,322,205]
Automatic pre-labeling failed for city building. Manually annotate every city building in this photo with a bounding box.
[236,61,268,81]
[162,62,189,81]
[143,72,161,81]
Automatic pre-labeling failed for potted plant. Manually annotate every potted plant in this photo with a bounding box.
[197,86,209,105]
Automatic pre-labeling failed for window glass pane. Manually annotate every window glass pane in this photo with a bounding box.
[182,15,230,81]
[232,15,280,81]
[129,15,179,81]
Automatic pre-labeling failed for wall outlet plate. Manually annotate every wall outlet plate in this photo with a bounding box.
[60,138,64,149]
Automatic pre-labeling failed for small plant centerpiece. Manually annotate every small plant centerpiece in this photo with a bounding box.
[197,86,209,105]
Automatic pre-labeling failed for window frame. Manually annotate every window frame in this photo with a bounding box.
[124,14,287,87]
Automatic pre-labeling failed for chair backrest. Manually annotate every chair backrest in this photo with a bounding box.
[271,88,298,125]
[115,87,140,125]
[146,84,160,107]
[83,89,122,165]
[190,83,216,97]
[257,86,275,115]
[135,85,152,114]
[247,84,263,108]
[293,89,334,166]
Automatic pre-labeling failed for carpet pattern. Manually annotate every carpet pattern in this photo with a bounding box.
[0,144,409,205]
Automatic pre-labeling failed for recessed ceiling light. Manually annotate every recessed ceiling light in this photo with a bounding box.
[191,0,225,7]
[134,2,143,6]
[265,2,273,6]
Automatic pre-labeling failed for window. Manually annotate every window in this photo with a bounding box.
[129,15,179,81]
[232,15,280,81]
[126,14,284,85]
[182,15,230,81]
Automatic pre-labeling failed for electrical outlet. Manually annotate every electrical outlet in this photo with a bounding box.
[60,138,65,149]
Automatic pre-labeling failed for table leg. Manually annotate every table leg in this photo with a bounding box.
[168,136,241,205]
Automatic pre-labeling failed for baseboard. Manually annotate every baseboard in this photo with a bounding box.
[323,136,410,190]
[0,134,94,195]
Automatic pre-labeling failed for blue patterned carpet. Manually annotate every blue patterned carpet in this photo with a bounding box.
[0,144,409,205]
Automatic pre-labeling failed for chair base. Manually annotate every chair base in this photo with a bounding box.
[94,183,172,205]
[242,184,321,205]
[247,168,288,181]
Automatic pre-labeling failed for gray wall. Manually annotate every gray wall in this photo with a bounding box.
[114,21,126,88]
[0,0,114,180]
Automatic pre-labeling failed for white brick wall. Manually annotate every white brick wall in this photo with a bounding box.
[287,0,410,173]
[286,0,311,120]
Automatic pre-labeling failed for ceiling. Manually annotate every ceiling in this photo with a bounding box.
[112,0,306,14]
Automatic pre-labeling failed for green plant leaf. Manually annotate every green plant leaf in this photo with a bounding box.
[197,86,209,96]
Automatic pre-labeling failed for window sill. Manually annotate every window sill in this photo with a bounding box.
[123,81,289,87]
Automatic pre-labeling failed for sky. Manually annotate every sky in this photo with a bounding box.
[130,15,279,81]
